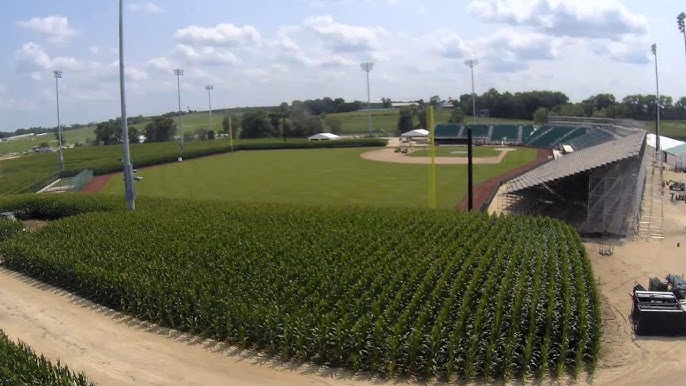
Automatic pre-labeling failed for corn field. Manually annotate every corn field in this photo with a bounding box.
[0,330,95,386]
[0,196,602,380]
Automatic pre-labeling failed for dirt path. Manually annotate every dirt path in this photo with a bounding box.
[360,147,512,164]
[456,148,552,211]
[80,175,113,193]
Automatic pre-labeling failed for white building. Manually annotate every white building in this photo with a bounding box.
[664,143,686,170]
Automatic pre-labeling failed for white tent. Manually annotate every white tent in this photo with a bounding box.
[400,129,429,138]
[646,134,685,150]
[308,132,340,141]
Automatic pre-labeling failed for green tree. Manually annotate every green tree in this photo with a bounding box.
[54,131,67,146]
[207,130,216,140]
[429,95,441,108]
[222,115,240,138]
[240,111,273,139]
[144,116,176,143]
[396,106,415,134]
[381,97,392,108]
[553,104,585,117]
[94,120,120,145]
[533,107,548,124]
[449,108,465,123]
[195,128,209,140]
[128,126,140,144]
[416,108,427,129]
[324,115,343,134]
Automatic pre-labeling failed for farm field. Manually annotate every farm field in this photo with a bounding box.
[102,147,538,209]
[0,194,601,380]
[0,329,94,386]
[650,120,686,140]
[408,146,501,158]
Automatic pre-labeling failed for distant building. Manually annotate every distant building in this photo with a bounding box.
[391,102,418,108]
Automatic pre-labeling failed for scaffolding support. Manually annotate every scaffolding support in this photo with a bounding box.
[635,145,664,243]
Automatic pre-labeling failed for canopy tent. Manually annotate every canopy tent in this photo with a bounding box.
[308,133,340,141]
[646,134,684,150]
[400,129,429,138]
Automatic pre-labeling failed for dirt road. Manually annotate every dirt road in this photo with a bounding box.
[360,147,512,164]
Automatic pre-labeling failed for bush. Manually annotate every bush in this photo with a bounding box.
[0,194,124,220]
[0,330,95,385]
[0,219,24,242]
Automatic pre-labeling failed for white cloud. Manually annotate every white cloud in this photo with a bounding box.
[17,16,75,42]
[0,84,6,94]
[31,72,42,81]
[174,44,237,65]
[129,2,162,13]
[145,57,173,72]
[0,97,38,111]
[468,0,647,39]
[589,37,651,65]
[303,16,384,52]
[175,24,260,47]
[89,46,100,55]
[434,33,471,59]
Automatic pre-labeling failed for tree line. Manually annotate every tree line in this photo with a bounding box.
[448,89,686,122]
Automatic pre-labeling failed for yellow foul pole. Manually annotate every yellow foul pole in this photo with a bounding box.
[428,106,437,209]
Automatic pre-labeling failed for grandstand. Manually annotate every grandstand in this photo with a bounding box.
[495,118,650,238]
[434,119,627,150]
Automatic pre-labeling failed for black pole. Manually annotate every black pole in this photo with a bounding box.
[467,127,473,211]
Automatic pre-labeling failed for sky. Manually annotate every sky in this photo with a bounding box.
[0,0,684,131]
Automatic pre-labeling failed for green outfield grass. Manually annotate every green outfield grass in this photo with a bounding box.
[408,146,502,157]
[647,120,686,140]
[103,147,538,209]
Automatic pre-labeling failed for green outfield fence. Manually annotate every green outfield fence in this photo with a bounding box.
[69,169,93,192]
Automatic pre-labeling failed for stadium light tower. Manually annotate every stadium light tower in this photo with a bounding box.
[651,43,661,154]
[119,0,135,211]
[53,70,65,172]
[174,68,184,151]
[205,85,214,133]
[464,59,478,124]
[360,62,374,137]
[679,13,686,67]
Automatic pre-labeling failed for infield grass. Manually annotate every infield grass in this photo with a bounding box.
[102,147,538,209]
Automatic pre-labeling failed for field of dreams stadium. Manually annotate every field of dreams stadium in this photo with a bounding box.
[3,100,686,386]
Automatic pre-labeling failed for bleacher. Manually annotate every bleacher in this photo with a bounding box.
[526,126,586,148]
[490,125,521,143]
[567,128,616,151]
[522,126,537,142]
[459,124,490,138]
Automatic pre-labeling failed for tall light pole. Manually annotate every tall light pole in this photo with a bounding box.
[360,62,374,137]
[53,70,64,172]
[651,44,661,157]
[205,85,213,133]
[119,0,135,211]
[174,68,184,151]
[678,13,686,67]
[464,59,478,124]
